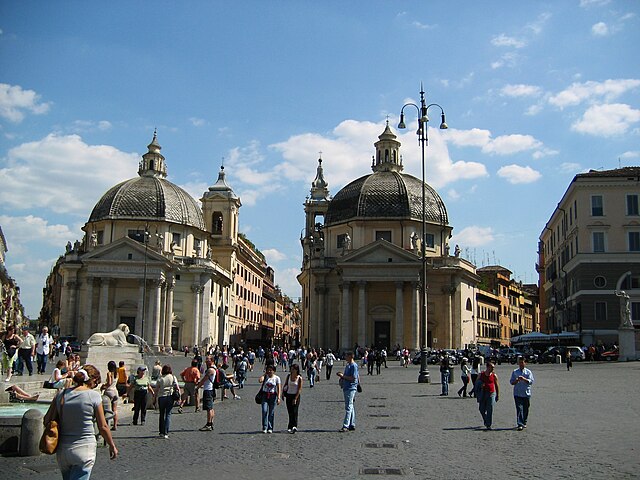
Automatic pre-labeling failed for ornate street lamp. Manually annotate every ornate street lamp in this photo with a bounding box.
[398,84,448,383]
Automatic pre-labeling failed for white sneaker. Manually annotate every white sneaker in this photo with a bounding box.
[234,395,241,400]
[267,429,273,434]
[292,427,297,433]
[262,429,267,434]
[287,428,293,434]
[164,434,169,439]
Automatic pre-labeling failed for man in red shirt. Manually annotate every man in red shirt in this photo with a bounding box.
[179,359,201,413]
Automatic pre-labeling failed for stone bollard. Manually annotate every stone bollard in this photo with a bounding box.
[448,366,455,384]
[19,408,44,457]
[555,354,562,364]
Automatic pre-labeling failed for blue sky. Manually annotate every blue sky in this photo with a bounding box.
[1,1,639,318]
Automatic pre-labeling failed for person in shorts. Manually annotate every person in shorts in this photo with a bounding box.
[196,357,216,431]
[116,361,128,401]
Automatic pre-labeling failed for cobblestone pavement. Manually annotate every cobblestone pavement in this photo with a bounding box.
[5,356,639,479]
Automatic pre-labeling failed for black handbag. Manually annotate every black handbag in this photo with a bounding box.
[254,378,267,404]
[171,376,181,402]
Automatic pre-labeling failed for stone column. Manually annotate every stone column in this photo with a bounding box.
[412,282,420,350]
[136,280,145,337]
[66,281,79,337]
[151,280,163,348]
[395,281,404,347]
[98,279,111,333]
[191,284,202,347]
[315,286,326,348]
[164,279,175,349]
[81,277,94,340]
[357,281,366,347]
[340,282,351,351]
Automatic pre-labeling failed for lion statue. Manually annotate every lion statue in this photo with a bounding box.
[86,323,131,346]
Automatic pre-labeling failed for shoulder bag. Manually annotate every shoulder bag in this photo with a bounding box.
[171,375,181,402]
[254,378,268,404]
[39,389,65,454]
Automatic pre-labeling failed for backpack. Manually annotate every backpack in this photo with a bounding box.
[213,368,225,389]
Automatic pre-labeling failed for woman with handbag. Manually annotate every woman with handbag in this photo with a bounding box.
[258,364,281,433]
[155,364,180,439]
[1,324,22,382]
[43,364,117,479]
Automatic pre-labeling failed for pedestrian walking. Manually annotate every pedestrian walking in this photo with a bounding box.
[196,357,216,431]
[179,359,201,413]
[115,361,128,402]
[439,355,451,396]
[130,365,152,426]
[36,326,52,374]
[510,356,534,431]
[155,364,180,438]
[17,326,36,376]
[283,364,302,433]
[258,364,281,433]
[1,324,22,382]
[306,354,317,387]
[325,350,336,380]
[101,361,119,431]
[565,351,573,371]
[337,351,359,432]
[367,349,375,375]
[477,361,500,430]
[375,350,383,375]
[43,364,118,478]
[457,358,471,397]
[469,356,480,398]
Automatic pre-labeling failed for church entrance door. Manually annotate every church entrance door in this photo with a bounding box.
[374,321,391,350]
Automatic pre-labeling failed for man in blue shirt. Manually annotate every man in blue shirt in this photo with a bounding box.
[510,356,535,431]
[337,351,359,432]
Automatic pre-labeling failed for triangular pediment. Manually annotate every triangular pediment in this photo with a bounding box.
[82,237,169,264]
[338,239,421,266]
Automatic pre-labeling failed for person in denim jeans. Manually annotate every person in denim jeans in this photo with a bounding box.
[259,364,281,433]
[439,355,450,396]
[477,361,500,430]
[337,351,359,432]
[510,356,534,431]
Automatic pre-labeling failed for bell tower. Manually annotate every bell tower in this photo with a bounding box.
[201,165,241,271]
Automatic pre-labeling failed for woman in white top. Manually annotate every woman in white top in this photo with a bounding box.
[36,326,52,374]
[258,364,281,433]
[44,364,117,479]
[283,363,303,433]
[154,364,180,439]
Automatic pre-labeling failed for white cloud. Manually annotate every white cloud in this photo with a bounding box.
[571,103,640,136]
[500,84,542,98]
[65,120,112,133]
[580,0,610,7]
[263,248,287,264]
[491,34,526,48]
[274,267,302,300]
[620,151,640,159]
[497,165,542,184]
[491,52,519,69]
[548,79,640,108]
[0,83,51,123]
[525,104,544,116]
[447,128,545,156]
[189,117,206,127]
[450,226,495,248]
[591,22,609,36]
[0,215,75,254]
[447,189,460,200]
[525,12,552,35]
[532,148,559,160]
[559,162,582,173]
[0,134,138,214]
[412,21,436,30]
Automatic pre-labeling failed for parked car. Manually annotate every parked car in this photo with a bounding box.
[601,349,619,361]
[497,347,523,364]
[539,346,585,363]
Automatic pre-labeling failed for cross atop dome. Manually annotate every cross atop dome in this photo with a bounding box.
[309,156,330,202]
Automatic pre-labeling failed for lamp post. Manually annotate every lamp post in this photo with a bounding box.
[398,84,448,383]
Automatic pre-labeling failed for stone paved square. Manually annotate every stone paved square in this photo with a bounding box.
[5,358,639,479]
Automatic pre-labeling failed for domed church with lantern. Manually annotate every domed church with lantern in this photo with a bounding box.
[41,133,246,351]
[297,124,479,352]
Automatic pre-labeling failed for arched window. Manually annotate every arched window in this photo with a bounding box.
[466,298,472,311]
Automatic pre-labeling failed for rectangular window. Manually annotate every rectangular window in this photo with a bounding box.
[337,233,347,248]
[128,229,145,243]
[171,232,181,245]
[96,230,104,244]
[627,194,639,216]
[591,195,603,216]
[425,233,435,248]
[592,232,605,253]
[594,302,607,323]
[375,230,392,242]
[632,302,640,322]
[629,232,640,252]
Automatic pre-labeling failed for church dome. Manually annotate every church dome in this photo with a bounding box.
[88,133,206,230]
[325,171,448,226]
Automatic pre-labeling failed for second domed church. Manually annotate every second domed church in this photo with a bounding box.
[298,124,479,351]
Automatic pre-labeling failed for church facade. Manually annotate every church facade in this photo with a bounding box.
[41,133,251,351]
[297,125,479,352]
